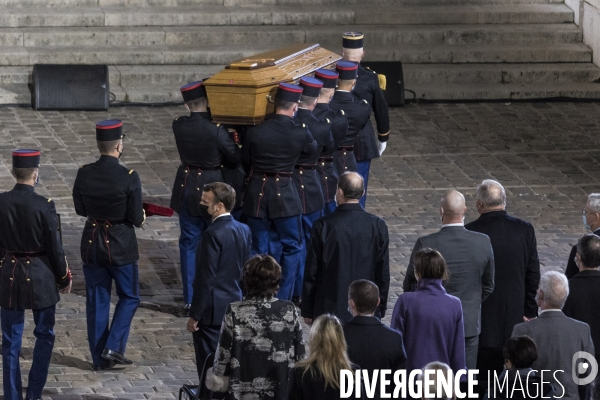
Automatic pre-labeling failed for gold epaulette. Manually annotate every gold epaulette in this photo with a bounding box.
[326,118,330,124]
[340,110,345,116]
[378,74,387,91]
[129,169,134,175]
[47,198,52,202]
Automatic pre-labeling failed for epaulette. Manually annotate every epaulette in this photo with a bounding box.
[47,198,52,202]
[217,123,220,127]
[129,169,134,175]
[326,118,330,124]
[302,123,306,128]
[340,110,345,116]
[174,116,180,121]
[366,67,376,74]
[362,99,369,104]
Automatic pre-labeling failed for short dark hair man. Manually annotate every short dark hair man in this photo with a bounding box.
[344,280,406,400]
[563,234,600,363]
[187,182,251,383]
[73,120,145,370]
[302,172,390,323]
[0,149,71,400]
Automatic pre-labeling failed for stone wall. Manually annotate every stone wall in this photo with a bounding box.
[567,0,600,67]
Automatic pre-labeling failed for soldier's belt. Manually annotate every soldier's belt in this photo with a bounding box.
[185,164,222,171]
[337,146,354,151]
[294,164,318,170]
[254,170,293,178]
[6,250,46,258]
[317,157,334,163]
[87,217,128,226]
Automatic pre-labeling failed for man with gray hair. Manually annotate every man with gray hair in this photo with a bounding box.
[465,179,540,377]
[404,190,495,369]
[566,193,600,279]
[512,271,594,400]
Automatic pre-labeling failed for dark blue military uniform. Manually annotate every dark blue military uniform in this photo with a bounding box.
[0,150,71,400]
[170,108,241,307]
[72,120,144,370]
[242,86,317,300]
[329,90,371,176]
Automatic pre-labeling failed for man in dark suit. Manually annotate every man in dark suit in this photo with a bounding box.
[242,83,317,300]
[73,120,145,370]
[171,81,241,313]
[302,172,390,324]
[187,182,251,383]
[563,234,600,362]
[465,179,540,376]
[513,271,595,400]
[0,150,72,400]
[329,61,371,176]
[344,280,406,400]
[312,69,348,215]
[566,193,600,279]
[403,190,495,369]
[341,32,390,207]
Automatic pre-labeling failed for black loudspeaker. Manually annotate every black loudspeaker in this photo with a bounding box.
[32,64,109,111]
[360,61,405,106]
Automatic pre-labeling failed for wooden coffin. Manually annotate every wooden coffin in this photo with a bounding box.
[203,43,341,125]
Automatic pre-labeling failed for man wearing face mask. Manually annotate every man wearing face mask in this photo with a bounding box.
[565,193,600,279]
[171,81,241,315]
[301,172,390,324]
[186,182,251,382]
[403,190,495,369]
[72,120,145,371]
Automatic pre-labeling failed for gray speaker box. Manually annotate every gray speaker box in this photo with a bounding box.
[32,64,109,111]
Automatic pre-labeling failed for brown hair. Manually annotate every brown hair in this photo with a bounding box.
[242,255,281,298]
[185,97,207,110]
[348,280,379,314]
[203,182,236,212]
[97,139,121,155]
[414,248,450,281]
[275,98,297,111]
[12,167,37,181]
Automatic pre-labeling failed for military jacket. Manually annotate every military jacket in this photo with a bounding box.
[170,112,241,216]
[242,114,317,219]
[292,108,334,214]
[0,184,70,310]
[329,90,371,175]
[313,103,348,203]
[353,65,391,161]
[73,155,145,266]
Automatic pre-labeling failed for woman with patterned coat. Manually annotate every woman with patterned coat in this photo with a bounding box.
[206,255,305,399]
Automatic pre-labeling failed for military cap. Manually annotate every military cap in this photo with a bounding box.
[275,82,303,103]
[180,81,207,102]
[336,61,359,80]
[12,149,40,168]
[343,31,364,49]
[315,69,339,89]
[96,119,124,142]
[299,77,323,97]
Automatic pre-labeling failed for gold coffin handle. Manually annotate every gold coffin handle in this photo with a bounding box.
[266,94,275,103]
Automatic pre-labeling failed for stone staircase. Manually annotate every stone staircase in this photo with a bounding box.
[0,0,599,104]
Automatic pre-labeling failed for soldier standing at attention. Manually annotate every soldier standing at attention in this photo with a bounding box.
[170,81,241,314]
[73,120,144,371]
[342,32,391,207]
[329,61,371,177]
[242,83,317,300]
[291,77,334,304]
[312,69,348,215]
[0,149,72,400]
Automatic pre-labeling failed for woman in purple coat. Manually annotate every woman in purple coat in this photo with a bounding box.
[391,248,466,372]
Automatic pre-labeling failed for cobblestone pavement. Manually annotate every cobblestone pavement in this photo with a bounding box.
[0,101,599,398]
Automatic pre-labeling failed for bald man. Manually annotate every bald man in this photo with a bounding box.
[403,190,495,369]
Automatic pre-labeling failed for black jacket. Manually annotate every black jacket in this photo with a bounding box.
[302,203,390,322]
[563,269,600,360]
[286,366,364,400]
[242,114,317,219]
[73,155,145,266]
[343,316,406,400]
[292,108,334,214]
[312,103,348,203]
[465,211,540,347]
[565,228,600,279]
[170,112,241,216]
[0,184,70,310]
[190,215,251,326]
[329,91,370,175]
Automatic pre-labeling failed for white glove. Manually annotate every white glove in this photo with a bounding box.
[378,141,387,156]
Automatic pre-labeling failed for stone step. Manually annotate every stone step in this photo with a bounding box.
[0,4,573,27]
[1,24,581,48]
[402,63,600,84]
[411,82,600,100]
[0,43,590,66]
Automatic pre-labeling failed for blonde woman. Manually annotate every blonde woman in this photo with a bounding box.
[286,314,363,400]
